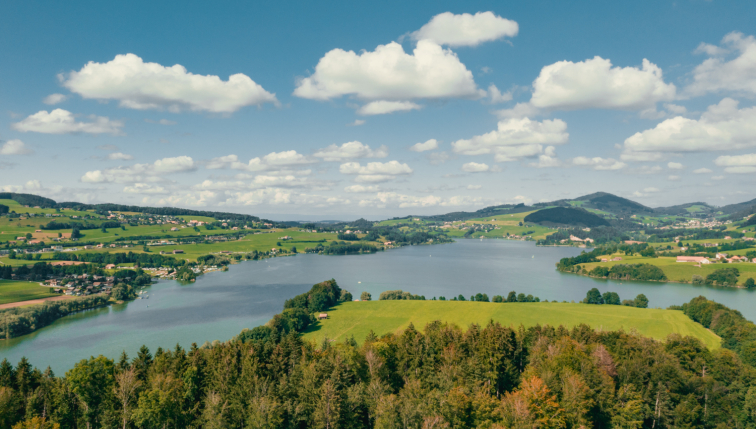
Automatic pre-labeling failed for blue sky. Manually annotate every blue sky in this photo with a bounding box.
[1,0,755,219]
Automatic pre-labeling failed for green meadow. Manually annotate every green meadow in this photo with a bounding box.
[580,254,756,285]
[302,300,721,349]
[0,280,57,305]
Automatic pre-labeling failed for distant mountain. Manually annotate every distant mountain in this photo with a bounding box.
[653,202,716,217]
[524,207,611,227]
[719,198,756,215]
[536,192,654,216]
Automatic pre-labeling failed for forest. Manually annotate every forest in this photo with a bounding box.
[3,278,756,428]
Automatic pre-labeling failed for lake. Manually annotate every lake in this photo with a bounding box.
[2,239,754,373]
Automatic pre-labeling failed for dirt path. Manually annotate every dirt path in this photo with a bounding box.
[0,295,73,309]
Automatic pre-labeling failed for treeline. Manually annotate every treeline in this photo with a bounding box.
[1,262,105,281]
[0,295,109,339]
[0,192,56,208]
[50,251,184,268]
[4,297,756,428]
[647,227,740,242]
[583,288,649,307]
[587,263,667,282]
[682,296,756,366]
[539,226,628,245]
[41,220,122,230]
[379,290,425,300]
[320,243,378,255]
[524,206,610,227]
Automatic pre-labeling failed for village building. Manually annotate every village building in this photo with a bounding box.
[676,256,711,264]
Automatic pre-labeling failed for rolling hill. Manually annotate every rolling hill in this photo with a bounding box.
[524,206,611,227]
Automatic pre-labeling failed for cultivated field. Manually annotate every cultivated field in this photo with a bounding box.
[302,300,721,349]
[0,280,57,305]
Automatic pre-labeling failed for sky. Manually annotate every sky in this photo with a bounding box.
[1,0,755,220]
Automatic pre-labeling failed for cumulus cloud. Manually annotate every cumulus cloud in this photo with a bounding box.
[81,155,196,183]
[348,119,366,126]
[668,162,684,169]
[357,192,485,209]
[572,156,626,170]
[62,53,278,113]
[344,185,381,193]
[0,139,34,155]
[123,183,168,194]
[410,11,518,47]
[293,40,481,101]
[107,152,133,160]
[530,57,676,111]
[486,84,512,104]
[43,93,67,105]
[11,109,124,134]
[314,141,388,161]
[452,117,568,162]
[686,32,756,97]
[357,100,422,115]
[622,98,756,160]
[693,167,713,174]
[340,160,413,182]
[461,162,490,172]
[714,153,756,173]
[410,139,439,152]
[530,146,562,168]
[207,150,316,173]
[145,118,177,125]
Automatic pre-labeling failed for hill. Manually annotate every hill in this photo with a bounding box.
[524,206,611,227]
[302,300,721,349]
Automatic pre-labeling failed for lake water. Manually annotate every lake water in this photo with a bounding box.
[2,240,754,373]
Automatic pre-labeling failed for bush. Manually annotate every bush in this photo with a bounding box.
[339,290,353,302]
[492,295,503,303]
[705,268,740,286]
[360,291,371,301]
[692,275,705,285]
[602,291,621,305]
[746,278,755,288]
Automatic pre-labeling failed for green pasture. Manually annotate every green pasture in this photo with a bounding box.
[175,215,217,223]
[580,254,756,285]
[0,280,57,305]
[302,300,721,349]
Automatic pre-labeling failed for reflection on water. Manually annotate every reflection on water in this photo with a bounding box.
[1,240,753,373]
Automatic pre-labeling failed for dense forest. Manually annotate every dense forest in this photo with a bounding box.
[3,282,756,428]
[524,207,610,228]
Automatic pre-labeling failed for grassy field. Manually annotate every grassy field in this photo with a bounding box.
[302,300,721,349]
[0,280,57,305]
[0,199,92,217]
[579,254,756,285]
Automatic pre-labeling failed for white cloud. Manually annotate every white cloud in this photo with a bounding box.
[348,119,366,126]
[62,53,278,113]
[486,84,512,104]
[340,160,413,183]
[145,118,177,125]
[43,93,67,105]
[572,156,626,170]
[467,184,482,190]
[1,180,44,193]
[461,162,490,172]
[451,117,568,162]
[495,102,541,119]
[668,175,680,181]
[530,154,562,168]
[0,139,34,155]
[686,32,756,97]
[123,183,168,194]
[314,141,388,161]
[410,11,518,47]
[357,192,485,209]
[664,104,687,115]
[714,153,756,173]
[622,98,756,159]
[712,175,726,180]
[208,150,316,172]
[667,162,684,169]
[357,100,422,115]
[410,139,439,152]
[530,57,675,111]
[344,185,381,193]
[11,109,124,134]
[81,155,196,183]
[693,167,713,174]
[108,152,133,160]
[293,40,481,101]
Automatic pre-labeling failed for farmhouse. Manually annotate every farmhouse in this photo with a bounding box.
[716,253,728,260]
[676,256,711,264]
[318,313,328,320]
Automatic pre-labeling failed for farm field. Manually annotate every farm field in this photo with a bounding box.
[302,300,721,349]
[579,254,756,285]
[0,279,57,305]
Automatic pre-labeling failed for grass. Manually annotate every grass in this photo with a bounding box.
[0,280,57,305]
[579,254,756,285]
[302,300,721,349]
